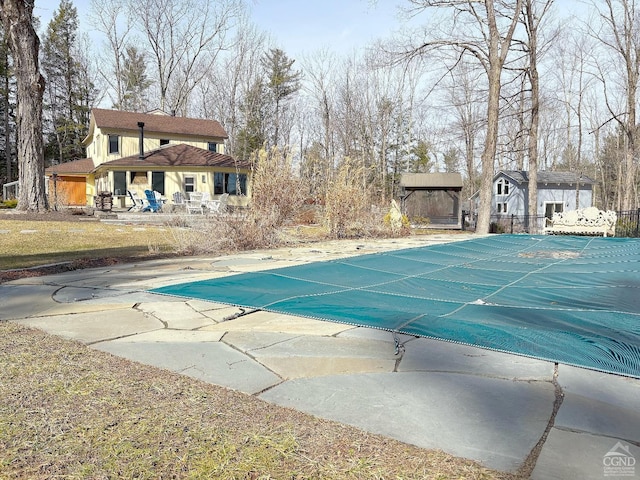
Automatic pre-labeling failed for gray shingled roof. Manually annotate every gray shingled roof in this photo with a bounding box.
[500,170,596,185]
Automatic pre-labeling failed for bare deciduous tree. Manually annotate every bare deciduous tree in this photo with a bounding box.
[89,0,133,109]
[0,0,47,211]
[445,59,484,196]
[401,0,523,233]
[302,48,337,175]
[591,0,640,210]
[522,0,554,220]
[133,0,242,115]
[197,16,266,158]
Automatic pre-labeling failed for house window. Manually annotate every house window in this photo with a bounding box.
[496,179,509,195]
[214,172,224,194]
[113,171,126,196]
[214,172,247,195]
[152,171,165,195]
[160,139,170,146]
[185,176,195,193]
[108,135,120,154]
[208,142,217,152]
[497,202,508,214]
[545,202,564,219]
[228,173,247,195]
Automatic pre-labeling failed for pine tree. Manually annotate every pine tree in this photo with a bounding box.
[114,45,151,112]
[409,140,434,173]
[42,0,94,164]
[235,78,268,159]
[261,48,301,147]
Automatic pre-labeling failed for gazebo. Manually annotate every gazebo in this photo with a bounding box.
[399,173,464,229]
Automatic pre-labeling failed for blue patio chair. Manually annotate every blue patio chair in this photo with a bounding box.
[143,189,163,212]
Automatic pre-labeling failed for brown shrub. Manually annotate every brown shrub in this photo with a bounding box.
[171,148,308,254]
[170,151,408,255]
[250,147,306,228]
[323,158,379,238]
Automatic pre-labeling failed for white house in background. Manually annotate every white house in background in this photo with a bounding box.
[472,170,596,219]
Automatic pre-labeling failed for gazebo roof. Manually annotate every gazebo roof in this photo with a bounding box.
[400,173,463,190]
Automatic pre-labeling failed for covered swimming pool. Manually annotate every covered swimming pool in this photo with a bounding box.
[151,235,640,378]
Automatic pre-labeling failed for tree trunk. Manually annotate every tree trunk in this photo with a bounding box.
[477,60,501,234]
[3,37,10,181]
[525,0,543,225]
[622,50,637,210]
[528,46,539,220]
[475,0,523,234]
[1,0,47,211]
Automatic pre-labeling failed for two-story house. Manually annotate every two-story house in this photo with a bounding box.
[471,170,596,219]
[45,108,251,209]
[491,170,596,218]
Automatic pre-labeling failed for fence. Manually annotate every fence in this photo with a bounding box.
[2,181,18,200]
[487,214,548,235]
[616,209,640,237]
[483,209,640,238]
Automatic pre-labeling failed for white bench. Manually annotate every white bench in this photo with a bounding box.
[544,207,617,237]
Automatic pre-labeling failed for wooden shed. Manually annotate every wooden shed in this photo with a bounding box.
[400,173,464,229]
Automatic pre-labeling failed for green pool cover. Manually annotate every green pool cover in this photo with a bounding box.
[151,235,640,378]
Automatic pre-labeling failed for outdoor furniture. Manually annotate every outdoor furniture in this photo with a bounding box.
[173,191,185,205]
[185,192,204,214]
[205,193,229,213]
[544,207,617,237]
[127,190,146,211]
[153,190,167,207]
[142,189,163,212]
[169,191,186,213]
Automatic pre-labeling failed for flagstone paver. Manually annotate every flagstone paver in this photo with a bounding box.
[15,309,162,344]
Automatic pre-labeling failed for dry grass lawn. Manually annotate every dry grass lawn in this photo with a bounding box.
[0,218,175,270]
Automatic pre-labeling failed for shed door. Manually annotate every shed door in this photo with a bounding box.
[50,176,86,206]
